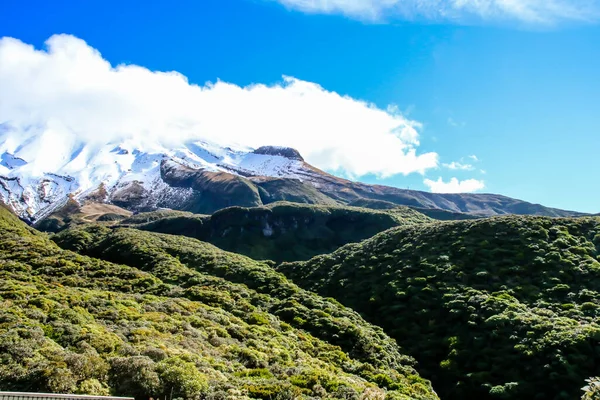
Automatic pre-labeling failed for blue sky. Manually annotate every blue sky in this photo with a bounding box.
[1,0,599,212]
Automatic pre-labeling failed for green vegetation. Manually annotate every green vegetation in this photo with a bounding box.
[347,199,403,210]
[349,199,478,221]
[0,205,437,399]
[7,193,600,400]
[581,377,600,399]
[121,202,432,262]
[279,216,600,400]
[409,207,479,221]
[119,209,196,224]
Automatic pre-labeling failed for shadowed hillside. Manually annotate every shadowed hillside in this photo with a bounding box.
[278,216,600,400]
[119,202,432,262]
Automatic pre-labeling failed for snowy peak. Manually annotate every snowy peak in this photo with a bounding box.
[0,129,313,221]
[0,128,587,222]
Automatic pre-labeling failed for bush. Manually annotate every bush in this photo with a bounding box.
[157,358,208,400]
[109,357,161,398]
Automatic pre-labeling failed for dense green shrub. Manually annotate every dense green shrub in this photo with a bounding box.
[0,206,437,400]
[279,216,600,400]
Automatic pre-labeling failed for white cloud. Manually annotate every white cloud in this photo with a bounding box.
[424,177,485,193]
[443,161,474,171]
[271,0,600,24]
[0,34,439,179]
[468,155,479,161]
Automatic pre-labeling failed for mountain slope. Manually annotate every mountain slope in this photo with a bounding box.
[348,199,479,221]
[278,216,600,400]
[119,202,432,262]
[0,127,587,221]
[0,204,437,399]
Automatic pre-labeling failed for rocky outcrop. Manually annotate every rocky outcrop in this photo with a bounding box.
[252,146,304,161]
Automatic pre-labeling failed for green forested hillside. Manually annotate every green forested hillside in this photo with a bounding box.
[6,198,600,400]
[0,206,437,399]
[278,216,600,400]
[119,202,432,262]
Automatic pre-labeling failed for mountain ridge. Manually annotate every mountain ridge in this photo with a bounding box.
[116,202,433,262]
[0,131,588,221]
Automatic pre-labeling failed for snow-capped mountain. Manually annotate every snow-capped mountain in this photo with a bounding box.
[0,126,586,221]
[0,126,314,221]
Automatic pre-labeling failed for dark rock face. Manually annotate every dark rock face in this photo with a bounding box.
[252,146,304,161]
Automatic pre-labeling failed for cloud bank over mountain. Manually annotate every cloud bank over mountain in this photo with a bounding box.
[0,34,442,180]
